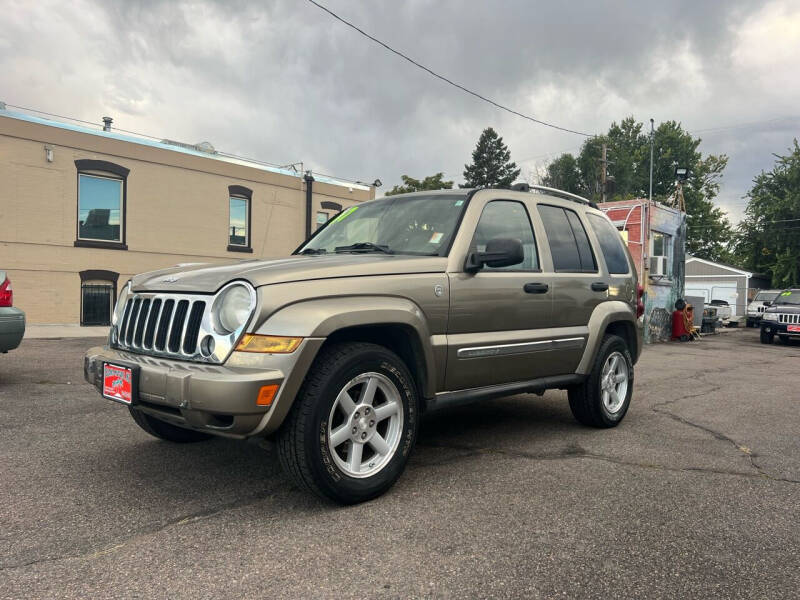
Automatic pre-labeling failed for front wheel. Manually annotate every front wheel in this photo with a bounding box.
[760,329,774,344]
[568,334,633,428]
[277,342,418,504]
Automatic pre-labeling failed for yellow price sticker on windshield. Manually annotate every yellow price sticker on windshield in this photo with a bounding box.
[780,291,792,296]
[333,206,358,223]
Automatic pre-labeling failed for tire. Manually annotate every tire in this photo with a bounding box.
[746,319,752,328]
[760,329,774,344]
[128,408,213,443]
[779,335,790,345]
[277,342,419,504]
[568,334,633,428]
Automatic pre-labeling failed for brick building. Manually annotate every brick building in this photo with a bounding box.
[0,106,374,324]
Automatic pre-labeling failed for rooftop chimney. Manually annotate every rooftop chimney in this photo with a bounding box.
[102,116,113,132]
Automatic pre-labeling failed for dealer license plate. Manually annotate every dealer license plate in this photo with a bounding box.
[103,363,136,404]
[788,325,800,333]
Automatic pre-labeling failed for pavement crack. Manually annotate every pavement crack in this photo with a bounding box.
[650,386,799,485]
[415,442,800,484]
[0,488,275,571]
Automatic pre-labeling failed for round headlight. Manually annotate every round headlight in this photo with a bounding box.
[213,284,253,334]
[112,281,131,326]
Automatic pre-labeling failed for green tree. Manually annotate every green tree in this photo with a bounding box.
[541,153,583,195]
[733,140,800,287]
[462,127,520,188]
[384,172,454,196]
[546,117,732,261]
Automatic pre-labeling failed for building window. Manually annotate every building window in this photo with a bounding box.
[316,211,329,229]
[650,231,672,278]
[74,159,129,250]
[79,270,119,326]
[229,196,249,246]
[78,174,122,242]
[227,185,253,253]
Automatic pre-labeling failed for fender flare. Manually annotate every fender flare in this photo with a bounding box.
[576,301,639,374]
[256,295,437,397]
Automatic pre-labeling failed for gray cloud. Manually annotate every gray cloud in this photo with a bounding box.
[2,0,798,222]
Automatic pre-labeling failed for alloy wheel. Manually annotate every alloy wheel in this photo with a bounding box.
[327,372,404,478]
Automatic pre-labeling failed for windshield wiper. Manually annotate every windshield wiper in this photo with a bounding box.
[299,247,327,255]
[334,242,394,254]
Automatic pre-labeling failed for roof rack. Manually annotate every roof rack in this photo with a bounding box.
[509,183,598,209]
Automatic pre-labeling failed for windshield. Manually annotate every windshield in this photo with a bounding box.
[298,194,468,256]
[773,290,800,305]
[754,291,779,302]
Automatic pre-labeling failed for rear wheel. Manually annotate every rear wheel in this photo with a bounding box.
[760,329,774,344]
[568,334,633,428]
[129,408,212,443]
[277,342,418,504]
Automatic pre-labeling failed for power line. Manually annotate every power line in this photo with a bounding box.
[689,115,800,135]
[305,0,594,138]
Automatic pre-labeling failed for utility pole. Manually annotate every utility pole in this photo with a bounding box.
[648,118,654,202]
[600,143,607,203]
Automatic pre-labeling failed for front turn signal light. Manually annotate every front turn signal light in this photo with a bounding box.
[256,384,280,407]
[236,334,302,354]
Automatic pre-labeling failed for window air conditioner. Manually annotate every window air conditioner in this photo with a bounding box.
[649,256,668,277]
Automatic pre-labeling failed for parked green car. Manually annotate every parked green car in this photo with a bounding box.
[0,271,25,353]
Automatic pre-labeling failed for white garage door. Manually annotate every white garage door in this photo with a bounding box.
[685,281,742,315]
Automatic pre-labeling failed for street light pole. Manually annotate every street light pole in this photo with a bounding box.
[648,118,654,203]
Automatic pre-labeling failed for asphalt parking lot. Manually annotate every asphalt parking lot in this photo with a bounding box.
[1,329,798,599]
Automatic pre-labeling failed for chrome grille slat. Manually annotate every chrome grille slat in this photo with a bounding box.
[126,298,141,345]
[119,299,133,341]
[183,301,206,355]
[134,299,151,347]
[156,299,176,351]
[169,300,190,353]
[143,298,162,349]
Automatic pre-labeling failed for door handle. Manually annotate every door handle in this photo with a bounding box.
[524,282,549,294]
[591,282,609,292]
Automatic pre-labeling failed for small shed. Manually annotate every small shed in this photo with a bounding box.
[600,198,686,343]
[685,256,771,316]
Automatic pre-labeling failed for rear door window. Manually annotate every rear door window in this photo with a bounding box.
[586,213,630,274]
[537,205,597,272]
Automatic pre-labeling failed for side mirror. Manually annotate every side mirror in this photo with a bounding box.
[764,301,771,306]
[465,238,524,273]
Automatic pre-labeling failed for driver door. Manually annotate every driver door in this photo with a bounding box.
[446,199,554,391]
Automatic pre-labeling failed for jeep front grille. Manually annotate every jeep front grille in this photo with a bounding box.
[778,313,799,324]
[110,282,257,364]
[117,294,206,357]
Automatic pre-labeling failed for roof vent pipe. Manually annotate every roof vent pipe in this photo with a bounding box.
[102,116,113,132]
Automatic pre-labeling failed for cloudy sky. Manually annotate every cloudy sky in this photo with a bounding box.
[2,0,799,221]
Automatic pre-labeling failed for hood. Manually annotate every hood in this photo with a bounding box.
[765,303,800,315]
[130,254,449,293]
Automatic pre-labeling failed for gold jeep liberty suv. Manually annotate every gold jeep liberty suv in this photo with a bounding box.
[85,185,643,504]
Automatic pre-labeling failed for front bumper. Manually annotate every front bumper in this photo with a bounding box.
[0,307,25,352]
[760,321,800,337]
[84,338,324,438]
